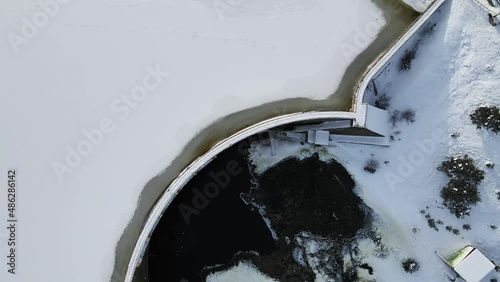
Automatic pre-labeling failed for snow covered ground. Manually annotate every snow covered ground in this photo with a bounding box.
[244,1,500,281]
[0,1,394,282]
[206,262,277,282]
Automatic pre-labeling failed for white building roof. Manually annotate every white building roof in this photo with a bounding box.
[454,249,495,282]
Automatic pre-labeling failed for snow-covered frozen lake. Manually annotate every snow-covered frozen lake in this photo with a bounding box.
[0,1,419,282]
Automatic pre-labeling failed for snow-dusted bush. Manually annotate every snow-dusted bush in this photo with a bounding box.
[399,48,417,71]
[440,179,481,218]
[444,225,460,234]
[438,155,485,218]
[437,155,485,185]
[497,191,500,201]
[470,106,500,134]
[375,94,391,110]
[424,213,439,231]
[402,258,420,273]
[401,109,416,123]
[390,110,402,127]
[364,159,379,174]
[486,162,495,169]
[463,224,471,230]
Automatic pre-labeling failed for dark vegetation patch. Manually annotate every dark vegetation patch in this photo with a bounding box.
[390,110,402,127]
[402,258,420,273]
[390,109,416,127]
[445,226,460,235]
[451,132,460,139]
[237,153,372,280]
[438,155,485,218]
[401,109,416,123]
[375,94,391,110]
[428,218,438,231]
[364,159,380,174]
[359,263,374,275]
[486,162,495,169]
[423,213,440,231]
[253,153,367,239]
[399,48,417,71]
[470,106,500,134]
[463,224,471,230]
[398,22,436,72]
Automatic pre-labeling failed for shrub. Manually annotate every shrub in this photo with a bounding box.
[401,109,416,124]
[390,110,402,127]
[463,224,471,230]
[427,218,439,231]
[375,94,391,110]
[438,155,485,218]
[452,229,460,235]
[402,258,420,273]
[486,162,495,169]
[497,191,500,201]
[437,155,485,185]
[490,225,498,230]
[364,159,380,174]
[440,179,481,218]
[451,132,460,139]
[470,106,500,133]
[445,226,452,231]
[400,48,417,71]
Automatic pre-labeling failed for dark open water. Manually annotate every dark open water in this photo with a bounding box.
[148,140,276,282]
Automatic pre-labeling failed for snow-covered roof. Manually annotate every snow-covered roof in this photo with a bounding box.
[362,104,390,137]
[454,249,495,282]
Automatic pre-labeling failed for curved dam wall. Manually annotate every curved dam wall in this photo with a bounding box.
[123,1,447,281]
